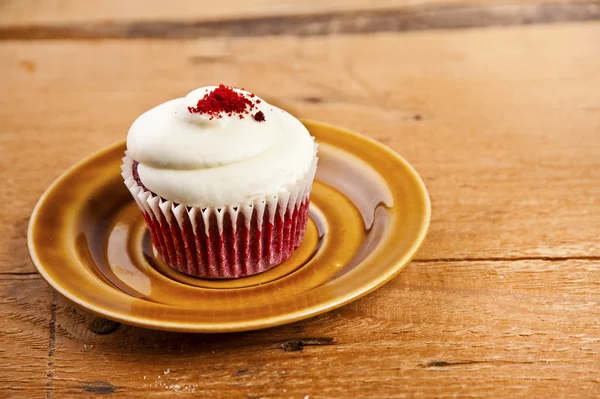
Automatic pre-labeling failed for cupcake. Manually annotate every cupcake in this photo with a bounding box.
[121,85,318,279]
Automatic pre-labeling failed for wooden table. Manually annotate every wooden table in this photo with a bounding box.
[1,1,599,397]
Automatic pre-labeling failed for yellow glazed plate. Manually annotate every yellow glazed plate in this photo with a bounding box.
[28,120,431,332]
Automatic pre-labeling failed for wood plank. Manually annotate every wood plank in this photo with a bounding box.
[0,5,598,398]
[0,277,53,398]
[0,2,598,39]
[49,259,600,398]
[0,0,593,26]
[1,23,598,275]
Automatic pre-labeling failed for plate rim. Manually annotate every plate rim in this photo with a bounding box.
[28,119,431,332]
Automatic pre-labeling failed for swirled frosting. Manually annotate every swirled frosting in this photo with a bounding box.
[126,86,316,207]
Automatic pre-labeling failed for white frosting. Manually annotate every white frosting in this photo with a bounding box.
[126,86,316,207]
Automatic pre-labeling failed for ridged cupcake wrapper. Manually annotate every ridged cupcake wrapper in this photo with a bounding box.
[121,146,318,279]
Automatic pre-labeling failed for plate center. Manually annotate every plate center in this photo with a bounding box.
[92,181,370,305]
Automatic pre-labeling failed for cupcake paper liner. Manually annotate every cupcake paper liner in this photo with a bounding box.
[121,145,318,279]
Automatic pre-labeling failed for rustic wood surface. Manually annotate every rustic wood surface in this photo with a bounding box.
[1,0,599,398]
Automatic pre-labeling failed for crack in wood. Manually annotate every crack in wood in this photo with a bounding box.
[0,276,39,281]
[423,359,537,368]
[0,271,39,281]
[281,337,336,352]
[0,271,38,275]
[0,2,598,40]
[423,360,488,367]
[46,292,57,399]
[80,381,117,395]
[234,368,249,376]
[0,254,596,283]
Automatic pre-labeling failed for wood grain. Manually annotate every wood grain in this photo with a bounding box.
[1,23,598,274]
[0,278,53,398]
[48,259,599,398]
[0,2,598,40]
[0,1,599,397]
[0,0,594,26]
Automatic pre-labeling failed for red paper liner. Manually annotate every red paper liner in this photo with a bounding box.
[141,198,310,279]
[122,147,317,279]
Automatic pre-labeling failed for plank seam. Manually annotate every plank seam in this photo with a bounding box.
[46,292,57,399]
[0,2,598,40]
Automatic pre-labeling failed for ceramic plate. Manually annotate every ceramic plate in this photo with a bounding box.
[28,120,430,332]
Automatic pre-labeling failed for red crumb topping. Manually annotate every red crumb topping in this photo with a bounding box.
[253,111,266,122]
[187,84,264,121]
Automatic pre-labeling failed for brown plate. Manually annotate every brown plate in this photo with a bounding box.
[28,120,431,332]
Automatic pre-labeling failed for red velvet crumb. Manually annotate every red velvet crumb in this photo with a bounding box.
[253,111,266,122]
[188,84,259,120]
